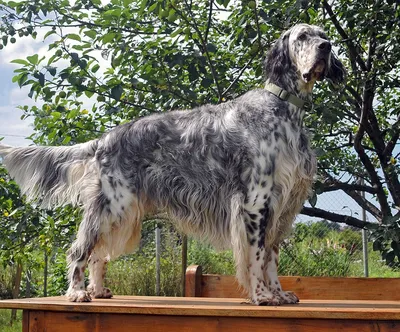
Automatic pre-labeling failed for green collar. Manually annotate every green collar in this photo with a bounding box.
[264,83,306,109]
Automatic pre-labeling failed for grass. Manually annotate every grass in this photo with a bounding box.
[0,310,21,332]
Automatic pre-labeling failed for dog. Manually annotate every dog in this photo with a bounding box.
[0,24,345,305]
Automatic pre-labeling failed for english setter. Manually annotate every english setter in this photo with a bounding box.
[0,24,344,305]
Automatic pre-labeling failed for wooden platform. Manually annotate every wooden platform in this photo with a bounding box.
[1,295,400,331]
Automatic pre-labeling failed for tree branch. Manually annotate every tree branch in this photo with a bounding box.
[322,0,367,72]
[204,0,213,43]
[320,181,378,195]
[301,207,370,228]
[221,51,258,98]
[353,78,392,216]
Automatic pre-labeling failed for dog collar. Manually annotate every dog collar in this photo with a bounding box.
[264,83,305,109]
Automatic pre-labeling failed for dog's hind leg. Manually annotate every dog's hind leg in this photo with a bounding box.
[66,194,108,302]
[87,248,112,299]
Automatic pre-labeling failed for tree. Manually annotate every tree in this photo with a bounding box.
[0,160,79,297]
[0,0,399,263]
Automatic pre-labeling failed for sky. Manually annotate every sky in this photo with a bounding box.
[0,29,49,147]
[0,18,377,225]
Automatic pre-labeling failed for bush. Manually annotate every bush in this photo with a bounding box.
[187,240,235,275]
[338,228,363,254]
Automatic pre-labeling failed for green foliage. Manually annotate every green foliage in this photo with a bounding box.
[0,309,22,332]
[187,240,235,275]
[280,222,362,276]
[367,214,400,268]
[0,265,14,300]
[339,228,362,254]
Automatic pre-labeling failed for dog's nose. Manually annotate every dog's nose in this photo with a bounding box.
[318,41,332,53]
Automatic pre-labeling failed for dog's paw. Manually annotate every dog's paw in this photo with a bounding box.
[87,285,113,299]
[66,289,92,302]
[252,293,282,306]
[279,291,299,304]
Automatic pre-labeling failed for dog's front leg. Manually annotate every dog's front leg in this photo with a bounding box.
[245,207,282,305]
[263,245,299,304]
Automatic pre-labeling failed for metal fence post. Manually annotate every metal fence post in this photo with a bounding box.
[360,178,369,277]
[155,225,161,296]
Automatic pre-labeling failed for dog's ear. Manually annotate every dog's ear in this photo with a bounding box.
[264,31,292,82]
[326,53,346,87]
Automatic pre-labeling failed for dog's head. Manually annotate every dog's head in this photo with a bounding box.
[264,24,345,92]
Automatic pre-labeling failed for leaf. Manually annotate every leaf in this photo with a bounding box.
[46,66,57,76]
[206,43,217,53]
[315,147,326,157]
[85,90,94,98]
[103,32,116,44]
[308,192,317,208]
[51,112,61,120]
[27,54,39,65]
[92,64,100,73]
[38,72,45,87]
[201,78,213,88]
[372,240,381,251]
[111,84,123,101]
[18,73,28,87]
[62,135,71,145]
[84,30,97,39]
[385,251,395,265]
[66,33,81,42]
[44,30,56,40]
[10,59,30,66]
[71,52,80,61]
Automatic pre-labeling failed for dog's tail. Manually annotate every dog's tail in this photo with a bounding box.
[0,140,99,208]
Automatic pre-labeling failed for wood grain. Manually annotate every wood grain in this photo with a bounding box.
[185,264,203,297]
[197,273,400,301]
[22,310,400,332]
[1,296,400,321]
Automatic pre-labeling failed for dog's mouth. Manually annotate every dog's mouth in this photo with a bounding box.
[302,59,327,83]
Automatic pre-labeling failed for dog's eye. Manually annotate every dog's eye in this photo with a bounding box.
[298,33,307,41]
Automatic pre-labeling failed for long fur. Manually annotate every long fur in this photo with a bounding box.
[0,24,345,305]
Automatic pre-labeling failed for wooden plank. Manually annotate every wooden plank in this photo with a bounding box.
[22,310,29,332]
[199,274,400,301]
[185,265,203,297]
[29,310,45,332]
[1,296,400,321]
[22,310,400,332]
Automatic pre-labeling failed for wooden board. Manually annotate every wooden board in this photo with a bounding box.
[1,296,400,321]
[24,310,400,332]
[187,271,400,301]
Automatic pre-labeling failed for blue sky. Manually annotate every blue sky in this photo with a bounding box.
[0,33,41,147]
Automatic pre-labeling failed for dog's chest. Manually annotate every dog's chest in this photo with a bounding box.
[244,127,315,211]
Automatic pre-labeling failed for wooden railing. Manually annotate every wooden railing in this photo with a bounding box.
[185,264,400,300]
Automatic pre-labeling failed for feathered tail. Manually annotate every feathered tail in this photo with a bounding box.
[0,140,99,208]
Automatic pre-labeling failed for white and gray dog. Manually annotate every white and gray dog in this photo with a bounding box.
[0,24,344,305]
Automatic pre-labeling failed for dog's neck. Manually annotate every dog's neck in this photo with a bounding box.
[264,75,313,127]
[264,76,315,102]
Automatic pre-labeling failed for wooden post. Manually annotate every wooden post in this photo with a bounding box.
[185,265,203,297]
[44,251,48,297]
[181,235,187,296]
[10,261,23,324]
